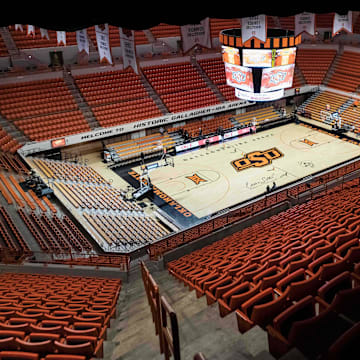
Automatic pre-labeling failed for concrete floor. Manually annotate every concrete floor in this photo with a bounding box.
[105,264,282,360]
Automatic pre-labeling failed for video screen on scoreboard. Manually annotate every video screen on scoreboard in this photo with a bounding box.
[242,49,272,68]
[272,47,296,67]
[224,63,254,92]
[260,64,295,93]
[222,46,241,66]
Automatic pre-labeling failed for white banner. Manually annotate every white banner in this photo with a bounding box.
[241,14,267,43]
[40,28,49,40]
[333,11,353,36]
[295,12,315,37]
[15,24,23,32]
[95,24,113,64]
[235,88,284,102]
[76,29,89,54]
[27,25,35,37]
[180,17,211,53]
[56,31,66,46]
[119,27,138,74]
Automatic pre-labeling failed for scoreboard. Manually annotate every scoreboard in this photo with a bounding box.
[220,29,301,101]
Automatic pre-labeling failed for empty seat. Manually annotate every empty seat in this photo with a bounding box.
[235,287,290,333]
[326,321,360,360]
[0,330,25,350]
[308,253,348,281]
[15,332,60,355]
[267,294,353,359]
[217,281,261,318]
[54,335,103,358]
[275,268,321,301]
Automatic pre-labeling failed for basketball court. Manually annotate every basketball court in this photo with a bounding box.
[126,123,360,220]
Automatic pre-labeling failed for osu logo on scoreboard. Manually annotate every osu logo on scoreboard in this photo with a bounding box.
[232,71,246,83]
[231,147,283,172]
[269,71,287,84]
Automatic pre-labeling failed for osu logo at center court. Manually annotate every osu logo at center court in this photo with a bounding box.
[231,147,283,172]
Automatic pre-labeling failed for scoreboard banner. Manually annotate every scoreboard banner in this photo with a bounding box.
[260,64,295,93]
[295,12,316,37]
[333,11,353,36]
[235,88,284,101]
[241,14,267,43]
[225,63,254,92]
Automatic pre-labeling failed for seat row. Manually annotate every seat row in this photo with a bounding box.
[0,272,121,360]
[167,179,360,359]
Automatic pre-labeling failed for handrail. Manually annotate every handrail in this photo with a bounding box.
[141,261,164,354]
[160,295,181,360]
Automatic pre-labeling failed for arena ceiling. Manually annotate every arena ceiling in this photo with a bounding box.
[1,4,359,31]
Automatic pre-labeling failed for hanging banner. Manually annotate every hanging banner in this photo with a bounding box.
[40,28,50,40]
[27,25,35,37]
[57,31,66,46]
[180,17,211,53]
[241,14,267,43]
[333,11,353,36]
[295,12,315,37]
[15,24,23,32]
[76,28,89,54]
[119,27,138,74]
[95,24,113,64]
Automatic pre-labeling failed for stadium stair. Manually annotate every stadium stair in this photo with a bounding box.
[62,67,100,130]
[139,70,170,115]
[0,27,18,57]
[191,56,227,103]
[111,260,280,360]
[322,46,343,87]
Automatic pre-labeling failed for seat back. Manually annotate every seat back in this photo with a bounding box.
[273,295,315,338]
[288,306,352,359]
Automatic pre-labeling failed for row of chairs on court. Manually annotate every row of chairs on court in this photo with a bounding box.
[56,181,142,212]
[32,158,108,185]
[107,132,176,163]
[0,272,121,360]
[83,212,170,251]
[232,106,282,127]
[167,179,360,359]
[298,90,351,124]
